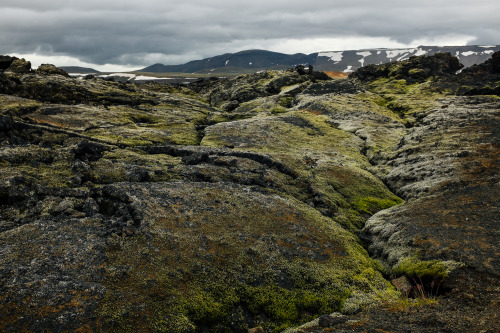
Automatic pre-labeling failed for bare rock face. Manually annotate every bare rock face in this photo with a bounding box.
[0,53,499,332]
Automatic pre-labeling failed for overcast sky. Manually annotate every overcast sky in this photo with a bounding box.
[1,0,499,71]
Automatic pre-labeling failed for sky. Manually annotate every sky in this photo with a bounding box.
[1,0,499,72]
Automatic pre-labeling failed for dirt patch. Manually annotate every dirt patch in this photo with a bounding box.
[323,71,350,79]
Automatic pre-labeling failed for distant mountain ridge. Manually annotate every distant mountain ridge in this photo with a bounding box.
[141,45,500,74]
[141,50,316,73]
[59,66,98,74]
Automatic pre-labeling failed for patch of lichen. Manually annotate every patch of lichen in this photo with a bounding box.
[88,149,183,183]
[295,92,404,124]
[96,183,393,332]
[84,121,200,146]
[365,77,447,122]
[207,70,307,110]
[225,96,287,119]
[324,165,402,213]
[0,146,75,188]
[0,95,42,116]
[200,110,403,230]
[12,83,213,146]
[203,110,366,164]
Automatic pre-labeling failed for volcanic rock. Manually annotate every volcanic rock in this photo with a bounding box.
[0,51,498,333]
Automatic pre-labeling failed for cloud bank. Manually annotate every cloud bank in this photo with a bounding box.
[1,0,498,71]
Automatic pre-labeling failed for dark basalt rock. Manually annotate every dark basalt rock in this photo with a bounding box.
[455,51,500,96]
[71,140,109,162]
[0,55,18,71]
[8,58,32,73]
[302,79,364,95]
[318,313,348,327]
[463,50,500,75]
[0,115,14,131]
[181,151,210,165]
[350,52,463,82]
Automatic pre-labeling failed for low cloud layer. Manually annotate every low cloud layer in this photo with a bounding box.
[1,0,498,70]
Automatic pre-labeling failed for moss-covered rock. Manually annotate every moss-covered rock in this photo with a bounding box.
[95,182,390,332]
[1,54,499,332]
[36,64,70,77]
[7,58,32,73]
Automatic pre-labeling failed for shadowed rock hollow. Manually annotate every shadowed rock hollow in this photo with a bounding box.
[0,53,498,332]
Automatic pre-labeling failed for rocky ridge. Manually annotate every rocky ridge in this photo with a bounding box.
[0,53,499,332]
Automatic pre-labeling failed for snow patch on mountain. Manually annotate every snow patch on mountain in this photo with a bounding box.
[357,51,372,67]
[386,49,415,59]
[133,75,165,81]
[343,65,353,73]
[414,48,428,56]
[318,51,343,62]
[99,73,136,79]
[461,51,478,57]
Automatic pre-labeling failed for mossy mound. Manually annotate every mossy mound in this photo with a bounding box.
[96,182,391,332]
[201,110,403,230]
[364,96,500,277]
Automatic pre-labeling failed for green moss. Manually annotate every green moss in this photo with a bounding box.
[239,285,346,332]
[369,78,411,95]
[184,287,237,325]
[278,96,294,108]
[270,107,288,114]
[352,197,402,215]
[88,149,182,183]
[94,183,394,332]
[148,313,196,333]
[364,77,447,120]
[1,162,74,188]
[393,256,449,281]
[0,95,42,116]
[98,296,136,333]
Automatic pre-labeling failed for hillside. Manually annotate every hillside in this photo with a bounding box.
[141,45,500,74]
[59,66,99,74]
[0,52,499,332]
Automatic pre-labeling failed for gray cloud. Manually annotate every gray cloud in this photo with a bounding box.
[1,0,499,69]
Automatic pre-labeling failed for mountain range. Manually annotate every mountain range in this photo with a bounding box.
[138,45,500,74]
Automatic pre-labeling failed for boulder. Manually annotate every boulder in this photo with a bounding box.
[7,58,32,73]
[0,55,18,71]
[36,64,69,77]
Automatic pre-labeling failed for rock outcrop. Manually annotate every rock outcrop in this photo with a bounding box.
[0,53,498,332]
